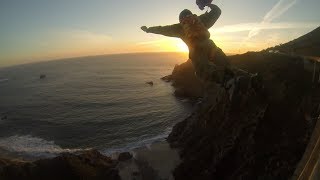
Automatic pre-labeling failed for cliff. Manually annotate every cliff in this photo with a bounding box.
[166,52,320,179]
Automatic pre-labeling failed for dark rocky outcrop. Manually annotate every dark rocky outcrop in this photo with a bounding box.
[118,152,133,161]
[40,74,46,79]
[161,59,205,100]
[0,150,120,180]
[146,81,154,86]
[166,52,320,179]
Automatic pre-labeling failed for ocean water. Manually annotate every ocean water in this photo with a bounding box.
[0,53,192,158]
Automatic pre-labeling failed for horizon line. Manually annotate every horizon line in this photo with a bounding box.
[0,51,243,69]
[0,51,189,69]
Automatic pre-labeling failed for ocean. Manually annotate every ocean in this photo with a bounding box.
[0,52,192,159]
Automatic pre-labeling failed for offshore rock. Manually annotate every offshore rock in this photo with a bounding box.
[146,81,154,86]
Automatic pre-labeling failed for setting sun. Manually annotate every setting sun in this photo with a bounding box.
[176,40,189,52]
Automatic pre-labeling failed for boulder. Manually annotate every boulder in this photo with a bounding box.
[146,81,154,86]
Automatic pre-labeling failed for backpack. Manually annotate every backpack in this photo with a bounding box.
[181,15,210,42]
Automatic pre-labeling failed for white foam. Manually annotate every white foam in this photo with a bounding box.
[102,128,172,156]
[0,135,85,158]
[0,129,173,159]
[146,143,152,150]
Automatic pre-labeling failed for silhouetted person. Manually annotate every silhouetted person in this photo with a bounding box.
[141,4,232,84]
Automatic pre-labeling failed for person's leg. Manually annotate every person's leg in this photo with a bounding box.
[210,47,231,67]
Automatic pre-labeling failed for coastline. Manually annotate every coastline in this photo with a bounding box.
[0,141,180,180]
[116,141,180,180]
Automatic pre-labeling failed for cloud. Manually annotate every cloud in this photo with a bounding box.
[247,0,298,39]
[211,22,318,34]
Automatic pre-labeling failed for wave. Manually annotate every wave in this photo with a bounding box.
[0,129,172,159]
[0,135,87,158]
[102,127,172,156]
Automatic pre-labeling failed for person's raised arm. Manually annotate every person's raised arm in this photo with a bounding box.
[199,4,221,29]
[141,24,183,38]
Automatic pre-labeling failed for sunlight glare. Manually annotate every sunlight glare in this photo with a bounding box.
[176,40,189,52]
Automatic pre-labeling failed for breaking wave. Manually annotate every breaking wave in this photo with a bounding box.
[0,135,87,158]
[102,128,172,156]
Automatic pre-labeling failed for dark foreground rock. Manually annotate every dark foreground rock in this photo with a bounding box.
[118,152,133,161]
[0,150,120,180]
[167,52,320,179]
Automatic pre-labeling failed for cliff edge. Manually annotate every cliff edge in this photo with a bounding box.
[166,51,320,179]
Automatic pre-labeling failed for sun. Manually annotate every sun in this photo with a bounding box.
[176,40,189,52]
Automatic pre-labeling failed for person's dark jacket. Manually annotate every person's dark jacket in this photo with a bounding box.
[145,4,221,42]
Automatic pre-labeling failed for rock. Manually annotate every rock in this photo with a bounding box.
[40,74,46,79]
[146,81,153,86]
[162,59,205,99]
[173,88,185,97]
[161,75,172,82]
[118,152,132,161]
[0,149,120,180]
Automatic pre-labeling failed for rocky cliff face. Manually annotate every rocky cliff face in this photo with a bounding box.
[162,59,205,100]
[166,52,320,179]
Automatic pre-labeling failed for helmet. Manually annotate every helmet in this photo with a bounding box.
[179,9,192,23]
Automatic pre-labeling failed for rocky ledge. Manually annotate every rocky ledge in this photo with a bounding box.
[165,52,320,179]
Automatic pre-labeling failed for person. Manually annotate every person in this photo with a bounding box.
[141,3,234,85]
[141,3,261,101]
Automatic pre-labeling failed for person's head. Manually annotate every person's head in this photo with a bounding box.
[179,9,193,23]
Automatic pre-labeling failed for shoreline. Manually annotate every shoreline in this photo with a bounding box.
[0,141,180,180]
[116,141,180,180]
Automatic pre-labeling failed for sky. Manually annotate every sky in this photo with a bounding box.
[0,0,319,67]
